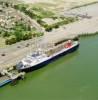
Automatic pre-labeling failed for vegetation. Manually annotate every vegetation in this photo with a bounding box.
[0,20,44,45]
[0,1,78,46]
[4,22,44,45]
[5,35,17,45]
[14,4,54,20]
[13,3,79,32]
[0,2,44,45]
[37,17,78,32]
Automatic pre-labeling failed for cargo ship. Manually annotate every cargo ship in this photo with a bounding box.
[16,40,79,72]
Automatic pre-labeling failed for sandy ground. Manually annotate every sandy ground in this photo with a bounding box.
[20,0,98,11]
[21,0,98,4]
[66,3,98,17]
[44,17,98,43]
[20,0,55,4]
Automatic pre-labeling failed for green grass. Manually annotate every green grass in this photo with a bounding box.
[14,3,55,19]
[32,2,56,8]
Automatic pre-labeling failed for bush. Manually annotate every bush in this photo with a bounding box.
[14,4,28,11]
[37,19,46,26]
[33,32,44,37]
[45,26,52,32]
[53,24,59,29]
[2,31,10,37]
[5,35,17,45]
[22,32,32,40]
[15,31,23,41]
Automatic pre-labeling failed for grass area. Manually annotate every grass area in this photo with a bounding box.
[32,2,56,8]
[14,3,55,19]
[31,7,54,18]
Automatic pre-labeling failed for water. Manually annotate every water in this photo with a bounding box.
[0,36,98,100]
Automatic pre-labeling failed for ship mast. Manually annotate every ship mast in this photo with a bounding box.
[33,36,43,53]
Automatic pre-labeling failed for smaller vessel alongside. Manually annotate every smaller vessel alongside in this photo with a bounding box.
[0,76,11,87]
[0,69,25,87]
[16,40,79,72]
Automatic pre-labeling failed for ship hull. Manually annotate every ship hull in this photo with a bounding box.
[0,79,11,87]
[20,44,79,72]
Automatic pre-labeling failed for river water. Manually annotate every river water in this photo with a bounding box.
[0,36,98,100]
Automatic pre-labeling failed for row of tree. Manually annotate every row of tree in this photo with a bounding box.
[0,21,43,45]
[5,31,44,45]
[37,17,78,32]
[5,32,32,45]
